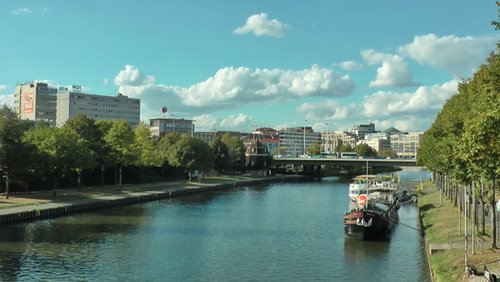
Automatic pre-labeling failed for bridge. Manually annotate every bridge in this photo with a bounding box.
[272,157,417,167]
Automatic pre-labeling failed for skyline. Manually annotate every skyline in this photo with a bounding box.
[1,1,499,133]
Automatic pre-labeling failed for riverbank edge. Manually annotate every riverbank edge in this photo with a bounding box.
[0,175,304,225]
[418,181,500,282]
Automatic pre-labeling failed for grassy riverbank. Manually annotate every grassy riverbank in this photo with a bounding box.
[418,181,499,281]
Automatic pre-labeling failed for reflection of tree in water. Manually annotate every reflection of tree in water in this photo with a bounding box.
[0,204,148,280]
[170,183,272,205]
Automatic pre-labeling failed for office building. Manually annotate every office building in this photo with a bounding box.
[13,82,58,125]
[279,127,321,157]
[390,132,423,158]
[150,118,194,138]
[322,131,358,153]
[57,89,140,127]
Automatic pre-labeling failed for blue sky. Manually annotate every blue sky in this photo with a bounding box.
[1,1,498,132]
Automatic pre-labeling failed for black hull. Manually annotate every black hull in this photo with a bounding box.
[344,209,398,241]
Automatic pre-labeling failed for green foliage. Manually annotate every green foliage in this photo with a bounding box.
[209,138,229,173]
[338,144,353,152]
[103,120,138,167]
[166,135,214,181]
[221,134,246,173]
[377,148,397,158]
[307,141,321,155]
[134,123,162,167]
[355,143,377,158]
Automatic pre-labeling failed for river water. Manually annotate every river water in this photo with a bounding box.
[0,168,430,281]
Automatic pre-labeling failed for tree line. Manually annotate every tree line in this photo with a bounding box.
[417,45,499,249]
[0,111,246,192]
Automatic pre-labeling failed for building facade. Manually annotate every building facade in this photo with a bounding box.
[350,123,376,139]
[279,127,321,157]
[13,82,58,125]
[150,118,194,138]
[390,132,423,158]
[362,133,391,152]
[56,90,140,127]
[321,131,358,153]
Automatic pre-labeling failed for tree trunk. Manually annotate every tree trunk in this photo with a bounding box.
[481,180,486,235]
[77,169,82,189]
[119,165,123,189]
[101,165,105,188]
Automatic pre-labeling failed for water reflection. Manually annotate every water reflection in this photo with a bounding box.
[0,168,430,281]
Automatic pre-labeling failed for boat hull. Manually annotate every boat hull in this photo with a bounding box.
[344,209,397,241]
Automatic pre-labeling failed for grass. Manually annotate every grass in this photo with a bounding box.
[418,181,500,281]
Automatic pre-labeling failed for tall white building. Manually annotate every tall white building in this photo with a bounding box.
[279,127,321,157]
[13,82,58,125]
[56,90,140,127]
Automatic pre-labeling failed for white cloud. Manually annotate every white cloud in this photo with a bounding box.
[361,49,416,87]
[399,33,497,76]
[363,80,458,118]
[103,78,109,86]
[220,113,251,129]
[233,13,288,38]
[114,65,155,87]
[115,64,355,118]
[0,95,13,108]
[339,60,363,71]
[297,100,356,121]
[0,85,8,92]
[9,8,32,15]
[193,114,217,131]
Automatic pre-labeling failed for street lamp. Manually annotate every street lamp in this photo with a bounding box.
[325,122,329,153]
[170,114,176,133]
[3,173,9,200]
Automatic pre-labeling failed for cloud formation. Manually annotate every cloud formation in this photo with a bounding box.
[362,80,458,117]
[234,13,288,38]
[339,60,363,71]
[9,8,32,15]
[361,49,416,87]
[399,33,496,76]
[115,64,355,119]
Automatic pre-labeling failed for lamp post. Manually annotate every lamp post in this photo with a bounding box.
[303,119,307,155]
[3,173,9,200]
[325,122,329,153]
[170,114,176,133]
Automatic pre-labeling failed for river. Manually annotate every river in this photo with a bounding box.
[0,168,430,281]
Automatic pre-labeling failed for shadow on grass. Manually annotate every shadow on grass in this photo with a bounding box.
[420,203,435,212]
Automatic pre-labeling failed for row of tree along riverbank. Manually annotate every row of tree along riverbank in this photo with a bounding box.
[419,180,499,281]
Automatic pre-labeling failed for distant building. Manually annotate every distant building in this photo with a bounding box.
[279,127,321,157]
[322,131,358,153]
[57,90,140,127]
[362,133,391,152]
[13,82,141,127]
[150,118,194,138]
[350,123,376,139]
[195,131,217,143]
[13,82,58,125]
[390,132,423,158]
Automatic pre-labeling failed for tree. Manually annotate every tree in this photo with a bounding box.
[355,143,377,158]
[209,138,229,173]
[102,121,138,188]
[492,1,500,30]
[166,135,213,182]
[63,114,101,187]
[338,144,354,153]
[134,123,162,167]
[307,142,321,155]
[0,106,33,192]
[23,126,93,190]
[221,134,246,174]
[378,148,397,159]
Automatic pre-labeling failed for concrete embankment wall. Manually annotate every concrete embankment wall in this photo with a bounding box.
[0,176,297,225]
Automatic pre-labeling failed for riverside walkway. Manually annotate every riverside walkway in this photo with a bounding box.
[0,175,294,224]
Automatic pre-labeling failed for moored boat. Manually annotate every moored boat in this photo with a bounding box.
[344,175,399,240]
